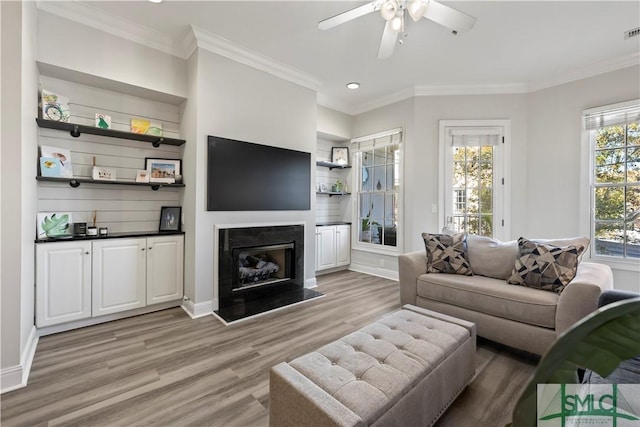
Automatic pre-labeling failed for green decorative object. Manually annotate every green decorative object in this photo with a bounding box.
[95,113,111,129]
[509,297,640,427]
[40,213,71,237]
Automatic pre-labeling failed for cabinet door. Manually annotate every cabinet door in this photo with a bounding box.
[336,225,351,267]
[36,242,92,327]
[146,235,184,305]
[92,238,146,316]
[316,226,337,271]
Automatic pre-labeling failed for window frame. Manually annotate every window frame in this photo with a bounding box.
[351,127,404,256]
[583,99,640,271]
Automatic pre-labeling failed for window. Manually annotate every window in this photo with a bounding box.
[439,121,510,241]
[352,128,403,252]
[585,100,640,260]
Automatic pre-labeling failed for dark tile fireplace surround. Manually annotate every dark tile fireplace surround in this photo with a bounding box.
[215,224,322,323]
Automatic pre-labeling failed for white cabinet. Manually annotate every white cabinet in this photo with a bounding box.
[36,234,184,327]
[315,224,351,272]
[92,238,147,316]
[316,226,337,270]
[36,241,92,327]
[146,235,184,305]
[335,225,351,267]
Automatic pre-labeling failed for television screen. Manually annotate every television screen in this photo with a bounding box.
[207,136,311,211]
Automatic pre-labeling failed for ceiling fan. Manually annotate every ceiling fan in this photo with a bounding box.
[318,0,477,59]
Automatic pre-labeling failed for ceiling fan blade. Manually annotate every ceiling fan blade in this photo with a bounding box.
[422,0,477,32]
[318,2,378,30]
[377,21,398,59]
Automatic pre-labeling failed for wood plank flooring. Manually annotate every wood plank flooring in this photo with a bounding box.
[1,271,538,426]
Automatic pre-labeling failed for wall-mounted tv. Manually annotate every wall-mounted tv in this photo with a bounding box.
[207,136,311,211]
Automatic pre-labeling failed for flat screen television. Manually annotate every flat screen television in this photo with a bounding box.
[207,135,311,211]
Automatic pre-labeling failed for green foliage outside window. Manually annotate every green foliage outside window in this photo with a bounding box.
[593,123,640,258]
[451,146,494,237]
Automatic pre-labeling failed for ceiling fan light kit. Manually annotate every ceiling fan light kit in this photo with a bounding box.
[380,0,398,21]
[407,0,428,22]
[390,10,405,32]
[319,0,476,59]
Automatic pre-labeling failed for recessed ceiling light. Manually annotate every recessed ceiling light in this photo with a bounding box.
[149,0,163,3]
[346,82,360,90]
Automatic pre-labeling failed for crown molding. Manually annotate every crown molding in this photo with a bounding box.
[343,52,640,115]
[527,52,640,93]
[415,83,529,96]
[349,87,417,115]
[189,26,323,93]
[317,93,354,116]
[35,1,182,58]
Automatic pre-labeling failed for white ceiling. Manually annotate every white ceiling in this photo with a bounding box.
[69,1,640,114]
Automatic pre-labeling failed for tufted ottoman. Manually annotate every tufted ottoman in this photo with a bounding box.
[269,304,476,427]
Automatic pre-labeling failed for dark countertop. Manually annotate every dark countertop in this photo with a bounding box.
[35,230,184,243]
[316,222,351,227]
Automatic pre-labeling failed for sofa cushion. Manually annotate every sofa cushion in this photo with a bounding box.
[533,236,590,262]
[417,273,559,328]
[422,232,473,276]
[508,237,581,294]
[466,235,518,280]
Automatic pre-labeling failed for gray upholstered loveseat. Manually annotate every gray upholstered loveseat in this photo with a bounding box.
[398,235,614,355]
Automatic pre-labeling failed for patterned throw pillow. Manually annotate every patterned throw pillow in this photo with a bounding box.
[421,232,473,276]
[508,237,582,294]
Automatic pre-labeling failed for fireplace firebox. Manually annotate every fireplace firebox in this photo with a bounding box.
[233,243,294,291]
[215,224,322,323]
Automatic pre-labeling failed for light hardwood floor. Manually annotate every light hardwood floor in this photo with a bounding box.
[1,271,538,426]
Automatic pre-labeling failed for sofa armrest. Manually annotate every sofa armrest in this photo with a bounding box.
[555,262,614,334]
[398,251,427,306]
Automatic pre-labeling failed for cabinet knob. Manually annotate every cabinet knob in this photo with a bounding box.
[148,247,152,250]
[142,248,145,251]
[85,251,90,255]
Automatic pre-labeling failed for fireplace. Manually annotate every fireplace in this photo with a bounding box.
[215,224,322,323]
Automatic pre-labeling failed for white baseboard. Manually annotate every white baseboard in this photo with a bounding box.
[1,326,39,394]
[349,263,399,281]
[37,301,182,337]
[305,278,317,288]
[181,299,214,319]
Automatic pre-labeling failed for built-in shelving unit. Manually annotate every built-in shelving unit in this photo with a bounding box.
[36,176,185,191]
[316,161,352,170]
[36,118,186,147]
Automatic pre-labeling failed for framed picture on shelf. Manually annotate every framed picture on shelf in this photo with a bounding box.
[95,113,111,129]
[145,158,181,183]
[331,147,349,165]
[131,118,163,136]
[39,157,62,177]
[92,166,116,181]
[135,170,150,183]
[41,145,73,177]
[159,206,181,232]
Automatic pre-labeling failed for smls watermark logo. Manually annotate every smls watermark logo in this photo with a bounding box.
[538,384,640,426]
